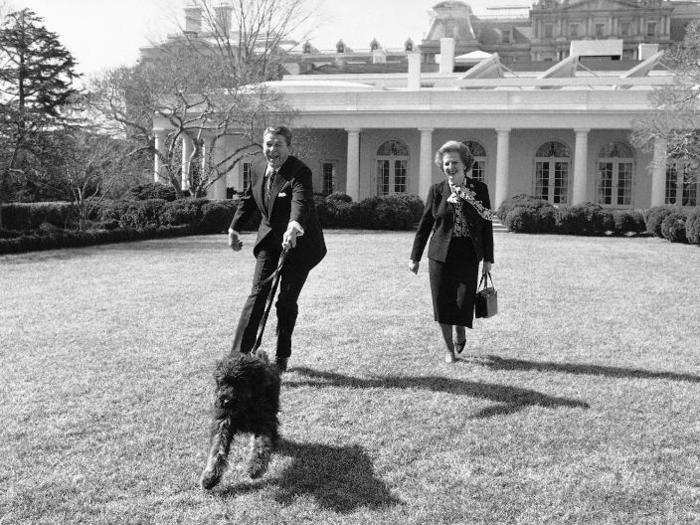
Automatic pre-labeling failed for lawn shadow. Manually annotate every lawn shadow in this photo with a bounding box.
[481,356,700,383]
[217,438,402,513]
[286,368,589,419]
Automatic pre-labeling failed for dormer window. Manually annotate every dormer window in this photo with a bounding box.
[570,24,579,38]
[646,22,657,37]
[595,23,605,38]
[544,24,553,38]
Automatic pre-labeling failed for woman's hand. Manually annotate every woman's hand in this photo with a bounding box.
[408,260,419,274]
[482,261,492,275]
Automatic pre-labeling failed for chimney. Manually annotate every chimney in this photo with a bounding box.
[439,37,455,74]
[638,43,659,60]
[214,3,233,35]
[184,6,202,33]
[407,51,421,90]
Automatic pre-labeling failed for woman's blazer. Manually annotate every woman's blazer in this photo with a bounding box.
[411,178,494,264]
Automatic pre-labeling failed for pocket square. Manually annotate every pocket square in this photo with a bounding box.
[277,192,287,197]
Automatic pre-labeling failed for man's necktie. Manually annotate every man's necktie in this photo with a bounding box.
[265,169,276,204]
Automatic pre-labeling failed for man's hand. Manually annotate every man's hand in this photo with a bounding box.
[408,260,419,274]
[228,230,242,251]
[282,222,304,251]
[282,228,299,250]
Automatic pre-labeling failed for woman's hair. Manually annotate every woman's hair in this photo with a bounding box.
[434,140,474,172]
[264,126,293,147]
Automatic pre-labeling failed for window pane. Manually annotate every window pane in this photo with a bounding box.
[243,162,252,190]
[617,162,633,205]
[597,162,613,205]
[554,162,568,204]
[472,160,485,182]
[682,166,697,206]
[536,162,549,201]
[322,162,335,195]
[377,160,390,196]
[394,160,407,193]
[665,165,677,204]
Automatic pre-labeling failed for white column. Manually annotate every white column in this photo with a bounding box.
[346,128,360,201]
[407,52,421,90]
[418,128,433,199]
[572,128,590,205]
[650,136,668,207]
[153,130,168,184]
[494,128,511,209]
[181,134,194,192]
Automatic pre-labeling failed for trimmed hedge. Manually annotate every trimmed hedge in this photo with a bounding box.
[0,225,196,255]
[660,212,688,243]
[1,202,80,230]
[644,206,680,237]
[498,196,650,237]
[685,207,700,244]
[315,193,424,230]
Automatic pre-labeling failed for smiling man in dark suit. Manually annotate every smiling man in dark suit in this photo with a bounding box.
[228,126,326,371]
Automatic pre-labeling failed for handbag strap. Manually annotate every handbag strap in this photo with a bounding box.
[479,271,495,290]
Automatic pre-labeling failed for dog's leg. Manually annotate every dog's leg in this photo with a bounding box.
[245,433,274,479]
[200,415,234,489]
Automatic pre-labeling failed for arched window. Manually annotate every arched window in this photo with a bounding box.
[376,140,409,195]
[597,142,634,207]
[666,159,697,206]
[534,141,570,204]
[463,140,487,182]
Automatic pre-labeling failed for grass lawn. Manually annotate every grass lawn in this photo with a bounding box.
[1,230,698,524]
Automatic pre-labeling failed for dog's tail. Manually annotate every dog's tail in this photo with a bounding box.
[200,416,233,490]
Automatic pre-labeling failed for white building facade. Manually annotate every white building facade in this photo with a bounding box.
[151,2,699,210]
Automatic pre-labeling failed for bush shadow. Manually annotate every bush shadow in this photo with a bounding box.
[216,438,402,513]
[286,368,589,419]
[481,355,700,383]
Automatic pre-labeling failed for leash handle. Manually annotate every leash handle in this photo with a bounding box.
[252,248,288,354]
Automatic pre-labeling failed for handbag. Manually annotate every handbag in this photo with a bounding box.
[475,272,497,318]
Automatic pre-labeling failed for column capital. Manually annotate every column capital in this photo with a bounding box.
[345,128,361,134]
[574,127,591,135]
[418,127,434,133]
[495,127,511,134]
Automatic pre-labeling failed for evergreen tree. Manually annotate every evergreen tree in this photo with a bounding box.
[0,8,80,225]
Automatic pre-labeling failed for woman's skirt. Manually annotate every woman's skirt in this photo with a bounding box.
[428,237,479,327]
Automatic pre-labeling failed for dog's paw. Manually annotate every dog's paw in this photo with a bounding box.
[200,455,228,490]
[246,435,273,479]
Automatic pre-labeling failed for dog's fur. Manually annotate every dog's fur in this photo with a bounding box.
[200,351,281,490]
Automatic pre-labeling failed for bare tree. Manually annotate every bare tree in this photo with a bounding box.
[632,22,699,182]
[91,0,315,198]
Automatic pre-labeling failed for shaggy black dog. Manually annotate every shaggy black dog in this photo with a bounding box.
[200,351,281,490]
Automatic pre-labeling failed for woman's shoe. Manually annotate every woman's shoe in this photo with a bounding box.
[454,340,466,354]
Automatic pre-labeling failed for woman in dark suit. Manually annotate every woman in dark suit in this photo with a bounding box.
[409,141,494,363]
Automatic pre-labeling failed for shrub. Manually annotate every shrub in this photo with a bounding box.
[390,193,425,224]
[200,200,238,234]
[325,192,353,204]
[160,198,209,226]
[555,203,610,235]
[1,202,79,230]
[504,206,539,233]
[685,207,700,244]
[612,210,646,235]
[0,225,196,255]
[645,206,679,237]
[660,212,688,243]
[496,194,542,221]
[128,182,179,202]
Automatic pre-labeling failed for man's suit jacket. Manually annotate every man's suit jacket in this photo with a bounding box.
[230,155,326,270]
[411,178,494,264]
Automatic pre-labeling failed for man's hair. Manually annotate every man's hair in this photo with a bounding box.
[263,126,293,147]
